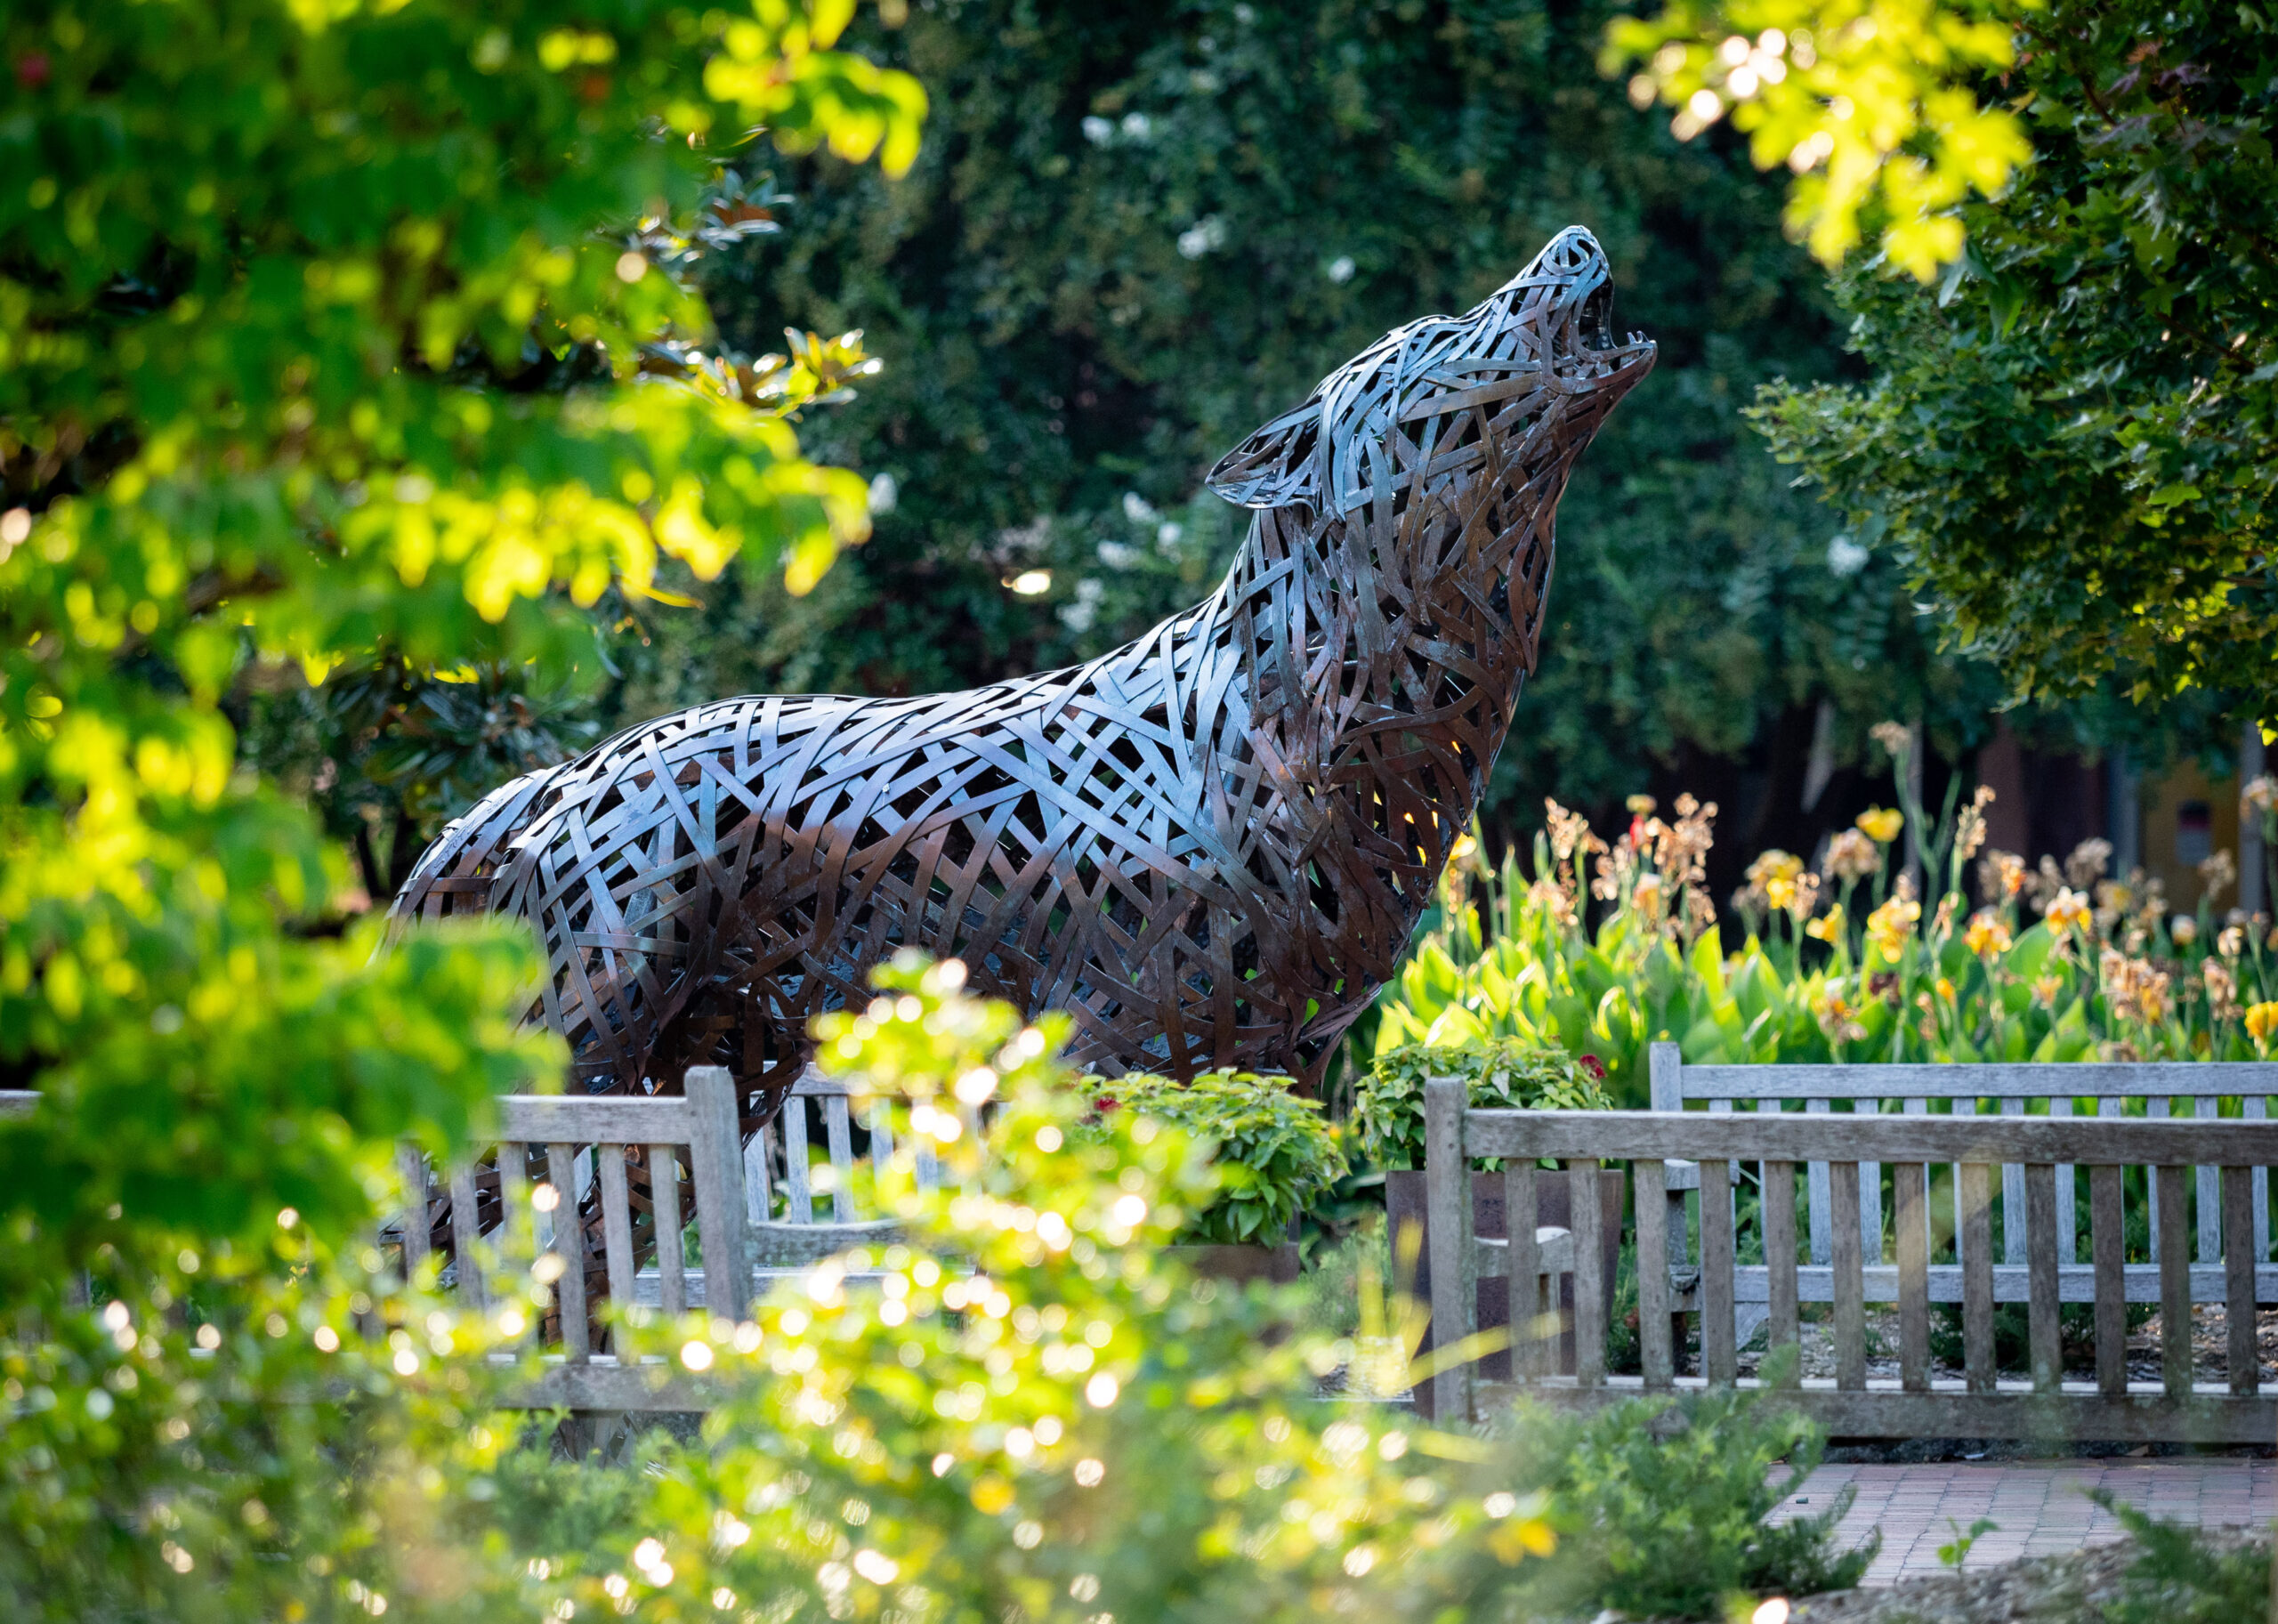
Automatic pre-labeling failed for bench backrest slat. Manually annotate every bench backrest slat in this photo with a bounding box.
[1670,1060,2278,1099]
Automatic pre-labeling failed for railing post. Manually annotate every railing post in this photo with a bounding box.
[1649,1042,1692,1363]
[686,1067,751,1321]
[1424,1075,1475,1424]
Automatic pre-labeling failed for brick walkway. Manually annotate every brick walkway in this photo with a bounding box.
[1766,1460,2276,1585]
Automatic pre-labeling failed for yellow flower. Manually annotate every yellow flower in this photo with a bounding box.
[1935,976,1956,1003]
[1963,911,2012,959]
[1804,903,1846,942]
[1763,874,1797,912]
[2248,1002,2278,1045]
[1856,806,1904,844]
[2045,886,2092,935]
[1746,849,1805,888]
[2032,974,2063,1008]
[1822,828,1882,884]
[1864,894,1920,960]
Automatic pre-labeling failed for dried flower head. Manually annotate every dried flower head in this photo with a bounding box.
[2064,837,2114,889]
[2243,774,2278,819]
[2101,948,2171,1025]
[1975,849,2026,906]
[2198,848,2237,902]
[2203,958,2240,1022]
[1952,784,1995,863]
[1811,983,1869,1045]
[1822,828,1882,885]
[2024,854,2066,913]
[1543,799,1600,863]
[1870,720,1914,761]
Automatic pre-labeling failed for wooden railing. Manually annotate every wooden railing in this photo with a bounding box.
[1424,1079,2278,1440]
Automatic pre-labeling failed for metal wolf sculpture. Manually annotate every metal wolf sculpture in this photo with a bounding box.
[392,226,1654,1129]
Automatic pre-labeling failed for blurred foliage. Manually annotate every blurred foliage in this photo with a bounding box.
[591,0,2023,833]
[1373,764,2278,1106]
[473,957,1862,1623]
[0,0,922,1612]
[1071,1071,1348,1246]
[1356,1041,1613,1172]
[1606,0,2031,278]
[244,652,602,901]
[2094,1491,2274,1624]
[1754,2,2278,727]
[1545,1373,1877,1616]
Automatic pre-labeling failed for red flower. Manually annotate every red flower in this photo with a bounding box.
[1578,1054,1605,1080]
[1093,1095,1119,1113]
[17,53,50,89]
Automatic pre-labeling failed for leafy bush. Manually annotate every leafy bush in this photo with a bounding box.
[1075,1070,1347,1245]
[1545,1374,1875,1617]
[0,3,921,1616]
[532,957,1579,1624]
[1355,1039,1612,1170]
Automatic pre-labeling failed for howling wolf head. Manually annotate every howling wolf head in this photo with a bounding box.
[1203,226,1654,519]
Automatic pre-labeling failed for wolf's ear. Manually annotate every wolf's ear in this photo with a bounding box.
[1204,396,1322,509]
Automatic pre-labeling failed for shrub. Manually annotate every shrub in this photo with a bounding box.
[1074,1070,1348,1245]
[2095,1492,2271,1624]
[1544,1372,1875,1617]
[1355,1039,1612,1170]
[553,957,1577,1624]
[0,3,920,1618]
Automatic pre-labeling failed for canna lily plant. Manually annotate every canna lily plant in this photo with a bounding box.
[1374,748,2278,1108]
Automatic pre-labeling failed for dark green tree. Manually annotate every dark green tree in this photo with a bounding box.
[1754,1,2278,728]
[602,0,2003,842]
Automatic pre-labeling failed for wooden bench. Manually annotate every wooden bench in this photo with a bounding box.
[393,1065,962,1410]
[735,1066,962,1279]
[1649,1044,2278,1350]
[391,1067,752,1410]
[1423,1078,2278,1440]
[6,1073,933,1411]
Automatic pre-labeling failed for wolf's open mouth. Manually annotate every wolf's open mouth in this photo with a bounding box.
[1580,282,1617,352]
[1567,279,1650,377]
